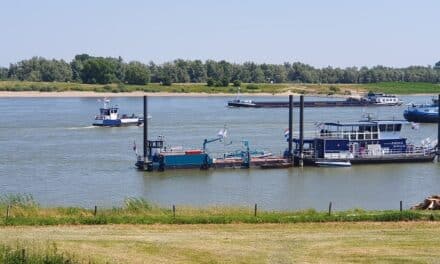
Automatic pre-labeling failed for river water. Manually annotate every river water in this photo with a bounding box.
[0,95,439,211]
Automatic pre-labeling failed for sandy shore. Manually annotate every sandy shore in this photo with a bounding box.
[0,91,304,98]
[0,91,434,98]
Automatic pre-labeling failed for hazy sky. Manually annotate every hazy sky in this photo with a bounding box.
[1,0,439,67]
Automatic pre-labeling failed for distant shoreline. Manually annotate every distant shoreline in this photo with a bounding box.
[0,91,334,98]
[0,91,436,98]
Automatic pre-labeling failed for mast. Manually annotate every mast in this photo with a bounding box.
[288,95,293,162]
[299,95,304,167]
[438,94,440,161]
[143,96,148,164]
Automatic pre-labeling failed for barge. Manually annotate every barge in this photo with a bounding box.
[228,92,403,108]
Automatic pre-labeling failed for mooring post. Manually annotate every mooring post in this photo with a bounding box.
[400,201,403,212]
[299,95,304,167]
[94,205,98,216]
[437,94,440,161]
[254,203,257,217]
[5,205,10,219]
[172,204,176,218]
[143,95,148,165]
[328,202,332,215]
[288,95,293,163]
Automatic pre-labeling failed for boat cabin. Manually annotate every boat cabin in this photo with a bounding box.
[366,92,401,105]
[291,120,408,160]
[97,107,119,120]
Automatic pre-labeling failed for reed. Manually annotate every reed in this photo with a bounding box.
[0,243,87,264]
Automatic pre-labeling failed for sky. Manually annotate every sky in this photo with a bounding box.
[1,0,439,68]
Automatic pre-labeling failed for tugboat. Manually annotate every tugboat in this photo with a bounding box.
[93,98,144,127]
[404,98,439,123]
[287,115,437,165]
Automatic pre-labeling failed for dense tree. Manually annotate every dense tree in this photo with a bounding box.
[0,67,8,80]
[2,55,440,85]
[81,57,118,84]
[125,61,150,85]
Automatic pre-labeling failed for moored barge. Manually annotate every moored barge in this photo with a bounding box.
[228,92,403,108]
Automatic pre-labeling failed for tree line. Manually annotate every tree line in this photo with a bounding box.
[1,54,440,86]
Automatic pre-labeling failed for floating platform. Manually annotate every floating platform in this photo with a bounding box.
[212,157,291,169]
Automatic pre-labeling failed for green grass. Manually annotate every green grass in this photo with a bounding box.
[3,222,440,263]
[0,243,86,264]
[364,82,440,94]
[0,80,439,94]
[1,195,439,226]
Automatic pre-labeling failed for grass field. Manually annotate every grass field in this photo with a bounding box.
[2,222,440,263]
[4,80,437,95]
[1,196,439,226]
[365,82,440,94]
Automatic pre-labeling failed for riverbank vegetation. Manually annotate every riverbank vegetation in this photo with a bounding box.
[0,243,86,264]
[1,55,439,89]
[1,80,439,95]
[1,195,440,226]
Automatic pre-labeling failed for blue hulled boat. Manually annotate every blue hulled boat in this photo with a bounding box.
[403,98,439,123]
[287,116,437,165]
[93,98,144,127]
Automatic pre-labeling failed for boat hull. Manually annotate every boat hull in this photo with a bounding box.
[93,118,143,127]
[403,109,439,123]
[228,100,400,108]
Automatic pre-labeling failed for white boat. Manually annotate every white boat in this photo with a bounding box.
[93,98,144,127]
[315,160,352,167]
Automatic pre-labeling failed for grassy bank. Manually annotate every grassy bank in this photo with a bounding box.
[1,195,439,226]
[0,80,438,95]
[0,244,87,264]
[2,222,440,263]
[365,82,440,94]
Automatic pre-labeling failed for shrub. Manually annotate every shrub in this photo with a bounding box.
[233,80,241,87]
[206,78,215,87]
[246,84,259,90]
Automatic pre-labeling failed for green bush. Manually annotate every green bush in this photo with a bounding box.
[233,80,241,87]
[246,84,259,90]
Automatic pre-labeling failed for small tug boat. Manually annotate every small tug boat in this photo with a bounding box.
[404,98,439,123]
[287,115,437,166]
[228,91,403,108]
[93,98,144,127]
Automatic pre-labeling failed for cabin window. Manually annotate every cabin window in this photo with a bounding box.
[394,124,402,131]
[358,126,365,132]
[365,134,371,139]
[386,124,394,132]
[379,124,386,131]
[358,134,364,140]
[373,133,378,139]
[350,134,356,140]
[372,126,378,132]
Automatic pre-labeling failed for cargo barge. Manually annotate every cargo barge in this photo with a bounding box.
[228,92,403,108]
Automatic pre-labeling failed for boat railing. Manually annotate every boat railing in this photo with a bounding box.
[317,131,380,140]
[296,146,435,159]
